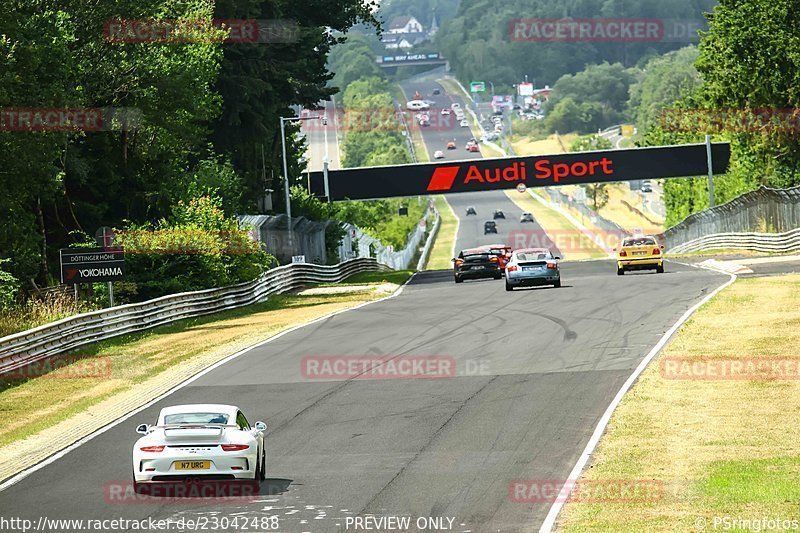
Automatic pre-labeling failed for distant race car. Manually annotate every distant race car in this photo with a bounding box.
[479,244,512,272]
[432,88,441,95]
[441,108,451,116]
[451,103,461,110]
[493,209,505,219]
[520,212,535,223]
[467,143,480,153]
[484,220,498,234]
[453,248,503,283]
[465,206,477,215]
[446,140,456,150]
[616,235,664,275]
[505,248,562,291]
[132,404,267,492]
[433,150,445,159]
[460,119,469,128]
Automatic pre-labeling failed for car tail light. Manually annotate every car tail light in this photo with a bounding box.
[507,265,518,272]
[652,248,661,255]
[547,263,557,269]
[221,444,250,452]
[455,259,464,266]
[231,466,244,470]
[619,250,627,257]
[490,256,499,262]
[139,446,165,453]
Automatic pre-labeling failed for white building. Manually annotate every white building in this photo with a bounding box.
[386,16,424,34]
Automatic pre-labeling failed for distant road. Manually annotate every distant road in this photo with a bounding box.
[302,99,341,172]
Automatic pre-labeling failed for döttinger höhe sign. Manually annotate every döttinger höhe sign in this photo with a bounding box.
[60,247,125,284]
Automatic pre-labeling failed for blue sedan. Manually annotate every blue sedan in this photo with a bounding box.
[505,248,561,291]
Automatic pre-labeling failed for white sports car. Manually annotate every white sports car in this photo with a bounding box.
[132,404,267,491]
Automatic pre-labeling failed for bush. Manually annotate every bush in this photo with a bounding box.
[114,193,276,302]
[0,259,19,311]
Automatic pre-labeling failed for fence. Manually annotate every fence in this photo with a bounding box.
[667,227,800,254]
[0,258,389,376]
[665,185,800,250]
[239,214,329,264]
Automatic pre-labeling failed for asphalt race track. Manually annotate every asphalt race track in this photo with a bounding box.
[0,78,731,532]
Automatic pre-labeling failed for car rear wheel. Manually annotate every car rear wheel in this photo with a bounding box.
[454,276,463,283]
[260,448,266,481]
[553,280,561,288]
[494,273,502,280]
[617,267,625,276]
[505,281,513,291]
[656,264,664,273]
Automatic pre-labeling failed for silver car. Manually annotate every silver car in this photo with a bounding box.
[505,248,561,291]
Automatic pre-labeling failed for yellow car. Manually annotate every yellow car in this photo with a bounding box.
[616,235,664,275]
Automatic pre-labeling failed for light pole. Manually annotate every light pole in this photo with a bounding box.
[280,112,323,248]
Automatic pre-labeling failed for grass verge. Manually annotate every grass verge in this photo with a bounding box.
[0,278,400,480]
[426,196,458,270]
[504,190,607,260]
[558,273,800,531]
[511,133,578,156]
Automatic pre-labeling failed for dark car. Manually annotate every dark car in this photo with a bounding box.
[432,88,441,95]
[520,212,535,223]
[466,206,477,215]
[453,249,503,283]
[493,210,505,219]
[484,221,498,234]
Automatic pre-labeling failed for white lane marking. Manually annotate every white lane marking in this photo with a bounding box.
[699,259,753,274]
[0,273,419,492]
[539,265,736,532]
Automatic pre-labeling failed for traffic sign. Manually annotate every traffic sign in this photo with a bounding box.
[470,81,486,92]
[621,124,635,137]
[60,247,125,284]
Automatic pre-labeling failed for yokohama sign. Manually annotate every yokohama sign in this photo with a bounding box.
[308,143,730,201]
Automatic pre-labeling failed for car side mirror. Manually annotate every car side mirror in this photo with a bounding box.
[612,247,617,252]
[136,424,149,435]
[451,258,456,263]
[660,245,665,249]
[254,421,267,432]
[554,256,561,260]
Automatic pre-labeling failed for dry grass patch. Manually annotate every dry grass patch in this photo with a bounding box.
[511,133,578,156]
[558,274,800,531]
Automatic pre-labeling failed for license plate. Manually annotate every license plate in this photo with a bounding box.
[523,266,542,271]
[174,461,210,470]
[633,251,647,256]
[471,266,484,270]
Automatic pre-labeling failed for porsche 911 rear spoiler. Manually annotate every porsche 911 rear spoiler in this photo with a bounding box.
[155,424,239,442]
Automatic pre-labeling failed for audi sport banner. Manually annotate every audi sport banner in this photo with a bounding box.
[308,142,730,201]
[60,247,125,284]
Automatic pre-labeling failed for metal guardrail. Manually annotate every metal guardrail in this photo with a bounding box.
[666,227,800,254]
[417,205,441,271]
[0,258,389,376]
[665,185,800,248]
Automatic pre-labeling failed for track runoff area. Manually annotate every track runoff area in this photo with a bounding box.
[307,142,730,201]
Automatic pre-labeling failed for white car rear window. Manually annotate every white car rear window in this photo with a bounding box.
[164,413,229,425]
